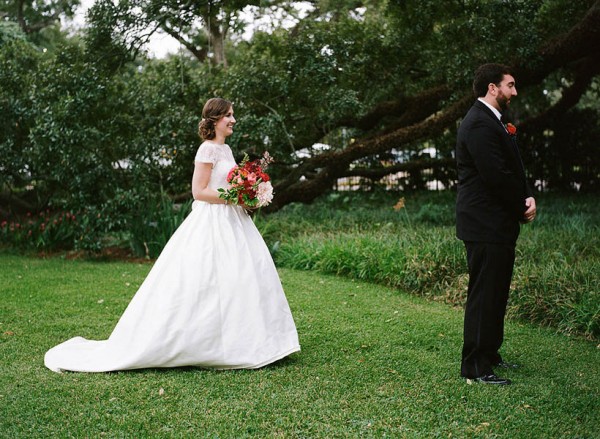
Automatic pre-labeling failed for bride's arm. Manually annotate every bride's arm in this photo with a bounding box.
[191,162,228,204]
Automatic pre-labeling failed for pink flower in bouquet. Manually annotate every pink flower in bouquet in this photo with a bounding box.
[218,151,275,208]
[247,172,258,185]
[256,181,274,207]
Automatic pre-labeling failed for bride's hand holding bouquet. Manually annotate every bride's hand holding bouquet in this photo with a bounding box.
[218,151,275,210]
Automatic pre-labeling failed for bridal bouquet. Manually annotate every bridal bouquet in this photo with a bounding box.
[218,151,275,208]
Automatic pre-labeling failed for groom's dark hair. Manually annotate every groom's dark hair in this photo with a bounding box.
[473,63,513,98]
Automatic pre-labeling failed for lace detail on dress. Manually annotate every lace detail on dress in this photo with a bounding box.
[194,142,234,166]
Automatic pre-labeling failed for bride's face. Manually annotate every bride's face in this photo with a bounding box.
[215,107,236,138]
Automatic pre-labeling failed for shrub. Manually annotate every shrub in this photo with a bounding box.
[0,210,78,251]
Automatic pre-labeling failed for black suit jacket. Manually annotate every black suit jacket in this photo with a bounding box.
[456,100,532,244]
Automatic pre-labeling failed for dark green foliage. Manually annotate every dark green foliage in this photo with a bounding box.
[525,108,600,192]
[0,20,28,44]
[0,37,39,197]
[0,42,215,250]
[1,0,599,248]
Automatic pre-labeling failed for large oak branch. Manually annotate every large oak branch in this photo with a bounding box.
[267,1,600,212]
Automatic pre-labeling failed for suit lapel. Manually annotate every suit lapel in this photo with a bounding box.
[474,100,525,168]
[474,101,505,131]
[473,101,527,179]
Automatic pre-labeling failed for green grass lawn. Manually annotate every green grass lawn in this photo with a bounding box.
[1,254,598,438]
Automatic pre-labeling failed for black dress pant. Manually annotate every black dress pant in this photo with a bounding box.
[461,241,516,378]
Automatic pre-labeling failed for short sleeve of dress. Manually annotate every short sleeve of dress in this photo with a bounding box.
[194,142,218,165]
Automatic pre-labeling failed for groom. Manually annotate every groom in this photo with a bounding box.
[455,63,536,385]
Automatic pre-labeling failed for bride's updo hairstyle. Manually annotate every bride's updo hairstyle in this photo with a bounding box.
[198,97,233,140]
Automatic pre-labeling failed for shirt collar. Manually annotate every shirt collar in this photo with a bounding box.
[478,98,503,121]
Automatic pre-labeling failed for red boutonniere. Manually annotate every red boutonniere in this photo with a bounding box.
[506,123,517,136]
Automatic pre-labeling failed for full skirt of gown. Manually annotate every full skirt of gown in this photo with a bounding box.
[44,201,300,372]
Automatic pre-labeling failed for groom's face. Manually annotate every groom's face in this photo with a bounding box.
[494,74,517,111]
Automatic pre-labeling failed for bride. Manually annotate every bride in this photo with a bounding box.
[45,98,300,372]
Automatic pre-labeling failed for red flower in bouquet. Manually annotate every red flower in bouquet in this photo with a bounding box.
[506,123,517,136]
[219,151,275,208]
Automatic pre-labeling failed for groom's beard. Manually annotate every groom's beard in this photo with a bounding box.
[496,91,510,111]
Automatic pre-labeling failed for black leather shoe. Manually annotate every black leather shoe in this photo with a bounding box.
[472,374,512,385]
[495,361,520,369]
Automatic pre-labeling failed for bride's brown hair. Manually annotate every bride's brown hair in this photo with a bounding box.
[198,98,233,140]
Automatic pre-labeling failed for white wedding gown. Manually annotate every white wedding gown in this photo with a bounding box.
[45,142,300,373]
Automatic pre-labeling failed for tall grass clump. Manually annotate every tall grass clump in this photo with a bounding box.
[127,197,192,258]
[511,209,599,337]
[274,227,465,302]
[258,191,599,339]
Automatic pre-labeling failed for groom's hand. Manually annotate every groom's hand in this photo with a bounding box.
[523,197,536,223]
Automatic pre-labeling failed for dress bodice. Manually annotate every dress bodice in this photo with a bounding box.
[194,141,237,190]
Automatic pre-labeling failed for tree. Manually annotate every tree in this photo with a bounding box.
[0,0,79,34]
[217,0,600,210]
[85,0,283,66]
[1,0,598,230]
